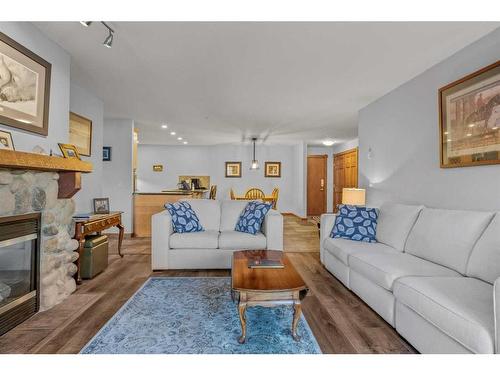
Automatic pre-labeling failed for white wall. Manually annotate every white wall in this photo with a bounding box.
[70,83,104,213]
[102,119,134,232]
[0,22,70,153]
[359,27,500,211]
[137,143,305,215]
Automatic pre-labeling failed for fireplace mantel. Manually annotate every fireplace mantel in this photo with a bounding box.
[0,149,93,198]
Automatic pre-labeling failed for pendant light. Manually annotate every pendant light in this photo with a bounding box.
[250,137,259,170]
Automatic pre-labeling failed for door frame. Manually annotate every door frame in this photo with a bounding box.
[307,154,328,216]
[333,147,358,212]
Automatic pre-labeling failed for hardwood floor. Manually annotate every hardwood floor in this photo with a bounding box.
[0,216,416,354]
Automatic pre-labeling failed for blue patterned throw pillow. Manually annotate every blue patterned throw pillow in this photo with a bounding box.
[235,201,273,235]
[165,201,204,233]
[330,204,379,242]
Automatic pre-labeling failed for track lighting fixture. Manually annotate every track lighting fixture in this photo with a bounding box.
[79,21,115,48]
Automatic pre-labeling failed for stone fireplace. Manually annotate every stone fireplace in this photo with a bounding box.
[0,169,79,312]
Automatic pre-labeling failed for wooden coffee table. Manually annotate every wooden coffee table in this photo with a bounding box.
[231,250,309,343]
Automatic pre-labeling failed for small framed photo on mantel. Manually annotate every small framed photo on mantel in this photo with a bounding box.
[0,130,15,150]
[58,143,80,160]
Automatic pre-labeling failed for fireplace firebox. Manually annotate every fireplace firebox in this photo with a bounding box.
[0,213,41,336]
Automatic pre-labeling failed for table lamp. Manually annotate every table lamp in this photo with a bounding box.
[342,188,366,206]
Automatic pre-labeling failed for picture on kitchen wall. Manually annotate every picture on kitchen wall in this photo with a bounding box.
[0,129,15,150]
[265,161,281,177]
[103,146,111,161]
[225,161,242,177]
[439,60,500,168]
[69,112,92,156]
[0,32,51,136]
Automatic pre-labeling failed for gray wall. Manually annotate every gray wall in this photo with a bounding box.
[0,22,70,153]
[359,27,500,211]
[103,119,134,232]
[70,83,104,213]
[137,143,304,215]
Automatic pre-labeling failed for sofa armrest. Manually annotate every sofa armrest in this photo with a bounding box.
[495,277,500,353]
[320,214,337,264]
[262,209,283,251]
[151,210,173,270]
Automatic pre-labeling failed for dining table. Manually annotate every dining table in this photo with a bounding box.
[233,195,274,203]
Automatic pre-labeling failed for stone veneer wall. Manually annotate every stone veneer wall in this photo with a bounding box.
[0,169,79,311]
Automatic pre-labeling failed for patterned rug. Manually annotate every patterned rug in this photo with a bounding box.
[81,277,321,354]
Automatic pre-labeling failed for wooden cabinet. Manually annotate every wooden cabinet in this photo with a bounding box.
[333,148,358,212]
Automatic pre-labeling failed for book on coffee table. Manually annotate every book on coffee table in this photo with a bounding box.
[248,258,284,269]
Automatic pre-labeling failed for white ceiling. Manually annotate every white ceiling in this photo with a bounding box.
[35,22,499,146]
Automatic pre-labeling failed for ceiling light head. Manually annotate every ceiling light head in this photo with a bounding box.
[103,31,114,48]
[177,137,183,141]
[161,124,168,129]
[170,131,176,135]
[80,21,92,27]
[322,140,335,146]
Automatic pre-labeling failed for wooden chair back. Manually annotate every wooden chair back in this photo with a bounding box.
[230,188,236,200]
[271,187,279,209]
[209,185,217,200]
[245,188,265,200]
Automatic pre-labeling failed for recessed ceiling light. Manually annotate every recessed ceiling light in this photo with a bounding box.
[493,127,498,130]
[468,124,475,128]
[444,131,449,135]
[466,133,472,137]
[177,137,183,141]
[447,139,452,142]
[170,131,176,135]
[322,140,335,146]
[183,141,188,145]
[161,124,168,129]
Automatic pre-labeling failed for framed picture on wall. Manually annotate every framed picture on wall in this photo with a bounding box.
[0,31,51,136]
[225,161,242,177]
[103,146,112,161]
[265,161,281,177]
[0,129,15,150]
[439,60,500,168]
[69,112,92,156]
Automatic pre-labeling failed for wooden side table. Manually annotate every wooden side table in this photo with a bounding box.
[73,211,124,284]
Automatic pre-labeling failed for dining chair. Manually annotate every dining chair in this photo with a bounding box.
[271,187,279,209]
[245,188,265,200]
[209,185,217,200]
[230,188,236,200]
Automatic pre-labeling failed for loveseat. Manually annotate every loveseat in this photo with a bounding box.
[152,199,283,270]
[320,202,500,354]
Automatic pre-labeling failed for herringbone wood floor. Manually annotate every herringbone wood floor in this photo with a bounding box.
[0,215,416,354]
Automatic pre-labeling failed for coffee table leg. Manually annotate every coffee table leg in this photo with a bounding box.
[292,300,302,341]
[238,293,247,344]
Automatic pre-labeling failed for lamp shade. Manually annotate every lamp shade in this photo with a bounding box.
[342,188,366,206]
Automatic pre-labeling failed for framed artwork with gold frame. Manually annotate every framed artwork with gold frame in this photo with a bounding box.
[265,161,281,177]
[58,143,80,160]
[439,60,500,168]
[69,112,92,157]
[225,161,242,178]
[153,164,163,172]
[0,31,51,136]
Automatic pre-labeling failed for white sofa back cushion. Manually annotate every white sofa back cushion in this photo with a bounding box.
[220,200,249,231]
[181,199,221,231]
[405,208,494,274]
[376,202,424,251]
[467,213,500,284]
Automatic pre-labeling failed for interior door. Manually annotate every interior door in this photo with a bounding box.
[333,148,358,212]
[307,155,327,216]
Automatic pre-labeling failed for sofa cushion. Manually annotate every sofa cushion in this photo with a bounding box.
[405,208,494,274]
[182,199,221,231]
[165,201,204,233]
[394,276,495,353]
[330,205,379,243]
[376,202,423,251]
[220,200,248,231]
[218,231,266,250]
[169,230,219,249]
[467,213,500,284]
[235,201,273,235]
[323,237,398,266]
[349,252,460,291]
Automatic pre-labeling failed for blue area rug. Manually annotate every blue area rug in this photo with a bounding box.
[81,277,321,354]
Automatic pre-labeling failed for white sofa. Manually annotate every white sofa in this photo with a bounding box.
[152,199,283,270]
[320,202,500,354]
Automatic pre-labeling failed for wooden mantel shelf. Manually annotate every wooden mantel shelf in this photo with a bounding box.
[0,149,92,173]
[0,149,93,199]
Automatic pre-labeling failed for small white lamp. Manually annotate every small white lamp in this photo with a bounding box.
[342,188,366,206]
